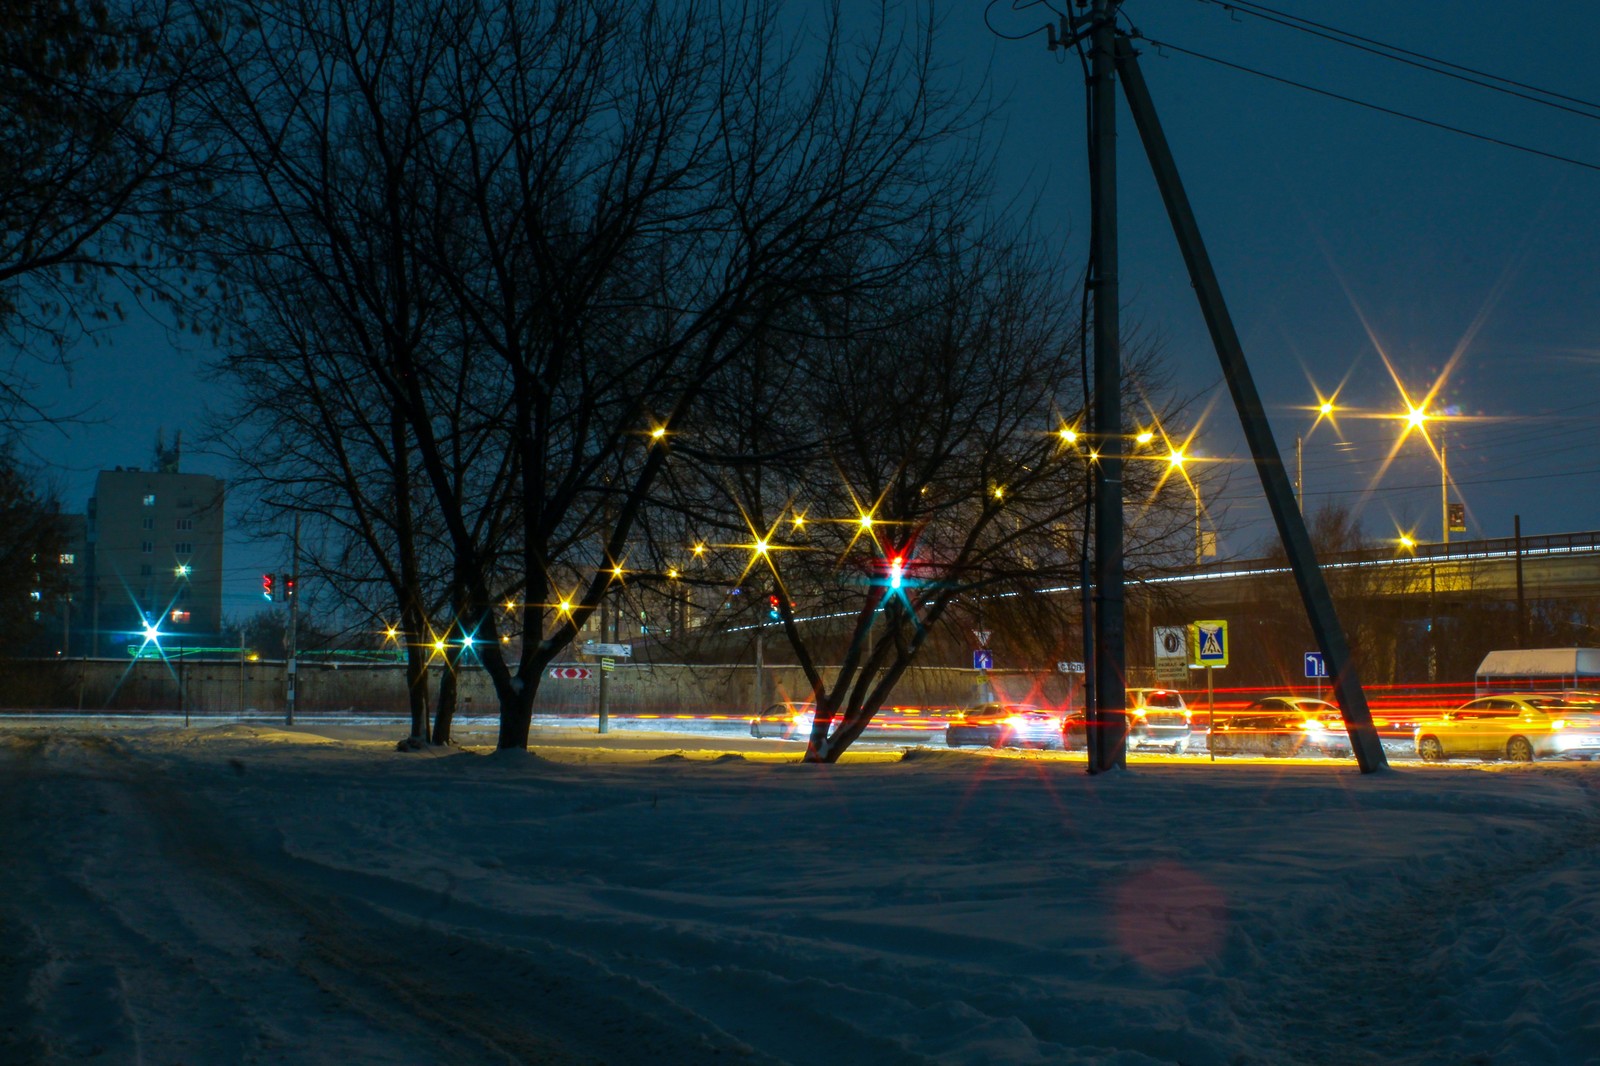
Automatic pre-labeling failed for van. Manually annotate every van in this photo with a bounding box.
[1474,648,1600,695]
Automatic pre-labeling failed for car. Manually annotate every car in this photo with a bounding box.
[1060,688,1194,753]
[749,702,814,740]
[1207,697,1354,757]
[945,703,1061,749]
[1413,693,1600,762]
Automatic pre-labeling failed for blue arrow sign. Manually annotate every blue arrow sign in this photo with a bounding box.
[1304,652,1328,679]
[973,649,994,671]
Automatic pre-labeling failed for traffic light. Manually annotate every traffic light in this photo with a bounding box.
[767,594,781,620]
[262,573,275,601]
[888,555,904,589]
[284,574,297,599]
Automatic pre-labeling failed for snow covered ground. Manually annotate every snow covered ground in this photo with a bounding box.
[2,719,1599,1065]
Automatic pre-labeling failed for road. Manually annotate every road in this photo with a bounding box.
[0,730,745,1064]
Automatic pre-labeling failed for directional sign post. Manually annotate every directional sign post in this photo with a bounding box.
[548,667,594,680]
[973,649,994,671]
[1305,651,1328,699]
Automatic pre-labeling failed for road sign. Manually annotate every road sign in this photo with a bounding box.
[600,657,615,672]
[1304,652,1328,679]
[973,649,994,671]
[548,667,593,680]
[1154,657,1188,683]
[1189,620,1229,668]
[973,629,991,648]
[1154,627,1188,681]
[585,643,632,658]
[1057,661,1086,674]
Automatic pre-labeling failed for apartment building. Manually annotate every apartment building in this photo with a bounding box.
[85,437,225,656]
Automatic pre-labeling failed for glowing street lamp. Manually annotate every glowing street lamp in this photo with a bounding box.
[1166,448,1206,566]
[1396,403,1452,544]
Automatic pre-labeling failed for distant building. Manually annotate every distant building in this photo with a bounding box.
[25,512,86,656]
[84,434,225,656]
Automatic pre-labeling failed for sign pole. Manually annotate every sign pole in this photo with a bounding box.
[597,665,609,734]
[1207,665,1215,762]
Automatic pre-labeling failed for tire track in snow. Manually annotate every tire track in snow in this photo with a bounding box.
[1240,775,1600,1066]
[0,732,760,1064]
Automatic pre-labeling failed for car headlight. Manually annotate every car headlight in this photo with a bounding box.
[1551,719,1566,730]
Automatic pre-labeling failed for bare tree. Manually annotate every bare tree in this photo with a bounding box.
[664,230,1201,761]
[0,0,216,425]
[2,444,68,653]
[196,0,991,748]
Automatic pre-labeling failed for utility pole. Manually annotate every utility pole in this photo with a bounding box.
[286,514,300,726]
[1514,514,1527,647]
[1295,435,1303,508]
[1088,0,1127,774]
[1114,34,1386,772]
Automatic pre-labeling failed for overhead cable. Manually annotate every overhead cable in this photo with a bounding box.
[1133,34,1600,174]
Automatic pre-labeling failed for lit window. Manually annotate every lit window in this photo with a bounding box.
[170,609,191,624]
[58,553,74,565]
[29,590,41,601]
[141,541,153,554]
[143,494,156,506]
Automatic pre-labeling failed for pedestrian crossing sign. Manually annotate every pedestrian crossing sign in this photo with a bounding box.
[1189,620,1229,668]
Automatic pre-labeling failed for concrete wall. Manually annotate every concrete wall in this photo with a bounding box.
[0,658,1079,717]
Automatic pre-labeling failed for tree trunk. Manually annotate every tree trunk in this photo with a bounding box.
[434,656,458,746]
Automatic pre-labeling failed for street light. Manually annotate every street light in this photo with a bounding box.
[1397,404,1451,545]
[1166,447,1206,566]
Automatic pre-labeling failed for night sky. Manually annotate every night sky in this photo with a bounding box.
[29,0,1600,623]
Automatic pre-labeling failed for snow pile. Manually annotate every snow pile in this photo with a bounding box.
[2,722,1598,1064]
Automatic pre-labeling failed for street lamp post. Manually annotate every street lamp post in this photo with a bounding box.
[1194,482,1204,567]
[1440,432,1449,547]
[1405,404,1451,545]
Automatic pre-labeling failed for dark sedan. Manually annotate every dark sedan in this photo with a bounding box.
[1208,697,1354,758]
[946,704,1062,749]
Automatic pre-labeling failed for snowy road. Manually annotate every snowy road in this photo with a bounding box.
[4,723,1600,1064]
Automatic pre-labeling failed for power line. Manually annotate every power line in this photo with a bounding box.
[1210,462,1600,506]
[1183,0,1600,121]
[1132,34,1600,174]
